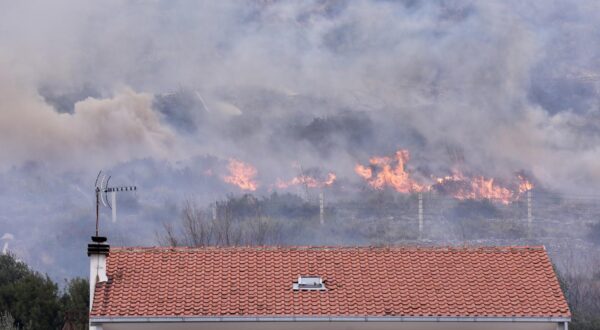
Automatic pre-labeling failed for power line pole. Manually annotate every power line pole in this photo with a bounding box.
[418,192,423,240]
[527,190,532,238]
[212,202,217,221]
[319,192,324,225]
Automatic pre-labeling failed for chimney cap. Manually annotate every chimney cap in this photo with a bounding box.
[91,236,107,243]
[88,243,110,256]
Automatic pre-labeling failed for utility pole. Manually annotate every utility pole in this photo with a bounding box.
[527,190,532,238]
[418,192,423,240]
[299,165,310,202]
[319,192,324,225]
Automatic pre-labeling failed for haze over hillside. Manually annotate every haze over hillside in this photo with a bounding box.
[1,0,600,281]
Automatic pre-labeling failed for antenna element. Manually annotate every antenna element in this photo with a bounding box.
[94,171,137,236]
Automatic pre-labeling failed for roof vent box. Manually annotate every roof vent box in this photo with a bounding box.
[293,275,327,291]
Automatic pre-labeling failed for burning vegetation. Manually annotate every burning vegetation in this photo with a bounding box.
[355,150,428,193]
[276,172,336,189]
[432,173,515,204]
[223,159,258,191]
[355,149,534,204]
[221,149,533,205]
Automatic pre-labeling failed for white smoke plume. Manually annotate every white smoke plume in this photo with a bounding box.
[0,87,176,171]
[0,0,598,191]
[0,0,599,278]
[1,233,14,255]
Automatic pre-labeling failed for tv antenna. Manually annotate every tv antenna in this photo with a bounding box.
[94,171,136,237]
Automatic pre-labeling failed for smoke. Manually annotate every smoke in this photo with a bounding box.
[1,233,14,255]
[1,0,600,278]
[0,86,176,172]
[0,0,597,190]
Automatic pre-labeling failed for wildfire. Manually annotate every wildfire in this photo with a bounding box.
[354,150,427,193]
[276,172,337,189]
[433,172,514,204]
[219,149,534,203]
[354,164,372,179]
[356,149,534,204]
[223,159,258,191]
[518,174,534,193]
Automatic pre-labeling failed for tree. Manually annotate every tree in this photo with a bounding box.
[0,311,19,330]
[588,221,600,245]
[182,200,213,247]
[555,250,600,330]
[0,254,61,329]
[60,278,89,329]
[245,216,282,246]
[157,197,282,247]
[0,254,89,330]
[10,274,61,329]
[0,255,28,288]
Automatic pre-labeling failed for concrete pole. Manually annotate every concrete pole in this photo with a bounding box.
[527,190,532,238]
[319,192,324,225]
[418,192,423,240]
[212,202,217,221]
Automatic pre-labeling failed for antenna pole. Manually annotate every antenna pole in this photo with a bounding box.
[95,187,100,237]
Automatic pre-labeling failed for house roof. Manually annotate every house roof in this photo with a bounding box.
[90,246,570,319]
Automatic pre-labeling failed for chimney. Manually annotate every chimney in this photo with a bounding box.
[88,236,109,311]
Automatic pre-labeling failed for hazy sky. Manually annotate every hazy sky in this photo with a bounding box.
[0,0,599,279]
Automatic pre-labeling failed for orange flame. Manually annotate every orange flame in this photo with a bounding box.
[356,149,534,204]
[518,175,534,193]
[354,150,427,193]
[223,159,258,191]
[355,164,372,179]
[323,172,337,186]
[434,172,514,204]
[276,172,337,189]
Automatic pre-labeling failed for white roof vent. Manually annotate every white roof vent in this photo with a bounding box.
[293,275,327,291]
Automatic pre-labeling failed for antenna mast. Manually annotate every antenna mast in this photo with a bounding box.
[94,171,136,237]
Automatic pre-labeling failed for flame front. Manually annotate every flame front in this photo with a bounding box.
[220,149,534,203]
[276,172,337,189]
[356,149,534,204]
[434,173,514,204]
[223,159,258,191]
[518,175,534,193]
[354,150,427,193]
[355,164,372,179]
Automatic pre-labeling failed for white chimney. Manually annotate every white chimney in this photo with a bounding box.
[88,236,109,311]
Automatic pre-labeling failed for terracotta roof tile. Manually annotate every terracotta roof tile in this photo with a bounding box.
[91,246,570,318]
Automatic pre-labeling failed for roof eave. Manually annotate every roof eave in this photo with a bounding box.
[90,316,571,324]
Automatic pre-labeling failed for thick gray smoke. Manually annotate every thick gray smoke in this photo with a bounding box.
[0,0,599,279]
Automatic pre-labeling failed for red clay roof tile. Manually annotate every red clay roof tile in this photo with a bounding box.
[91,246,570,318]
